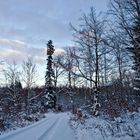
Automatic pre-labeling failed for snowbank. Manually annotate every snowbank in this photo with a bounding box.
[70,109,140,140]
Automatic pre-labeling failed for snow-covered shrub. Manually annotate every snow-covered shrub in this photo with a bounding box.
[70,109,140,140]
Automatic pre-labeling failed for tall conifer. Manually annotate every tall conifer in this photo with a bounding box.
[44,40,56,108]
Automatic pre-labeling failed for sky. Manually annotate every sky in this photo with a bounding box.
[0,0,108,86]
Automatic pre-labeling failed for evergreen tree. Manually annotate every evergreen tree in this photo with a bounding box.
[128,3,140,91]
[44,40,56,108]
[110,0,140,91]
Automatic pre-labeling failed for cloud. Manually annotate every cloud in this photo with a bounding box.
[0,0,108,47]
[0,39,27,50]
[33,56,45,64]
[54,48,65,56]
[0,38,65,64]
[0,0,108,86]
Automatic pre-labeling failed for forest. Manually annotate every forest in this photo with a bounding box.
[0,0,140,138]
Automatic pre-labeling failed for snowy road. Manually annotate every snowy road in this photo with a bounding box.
[0,113,76,140]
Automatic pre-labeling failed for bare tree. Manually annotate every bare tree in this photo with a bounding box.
[109,0,140,90]
[58,47,79,88]
[106,28,131,91]
[2,61,23,120]
[0,61,6,86]
[71,8,107,89]
[22,57,37,114]
[71,8,107,115]
[3,61,20,87]
[53,55,65,87]
[22,58,37,89]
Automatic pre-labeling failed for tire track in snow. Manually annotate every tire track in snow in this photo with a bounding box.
[39,113,76,140]
[38,117,61,140]
[0,113,76,140]
[0,114,56,140]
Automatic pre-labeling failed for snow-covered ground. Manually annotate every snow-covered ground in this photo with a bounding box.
[71,110,140,140]
[0,111,140,140]
[0,112,76,140]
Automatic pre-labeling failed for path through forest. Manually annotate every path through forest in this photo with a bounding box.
[0,113,76,140]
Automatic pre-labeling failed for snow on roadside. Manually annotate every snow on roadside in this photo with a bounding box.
[0,112,76,140]
[0,112,46,136]
[70,109,140,140]
[1,110,140,140]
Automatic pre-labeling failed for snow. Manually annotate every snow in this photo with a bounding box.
[1,110,140,140]
[134,87,140,90]
[0,112,76,140]
[71,110,140,140]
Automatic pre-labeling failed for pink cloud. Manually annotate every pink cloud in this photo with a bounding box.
[0,38,65,64]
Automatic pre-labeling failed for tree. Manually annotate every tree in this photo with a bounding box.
[44,40,56,108]
[0,61,5,85]
[106,27,131,92]
[3,61,20,87]
[2,62,23,120]
[130,5,140,91]
[3,61,22,102]
[110,0,140,91]
[71,8,105,115]
[53,55,65,87]
[63,47,77,88]
[22,57,37,114]
[22,58,37,89]
[57,47,81,88]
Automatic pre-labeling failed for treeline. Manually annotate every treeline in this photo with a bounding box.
[0,0,140,131]
[52,0,140,116]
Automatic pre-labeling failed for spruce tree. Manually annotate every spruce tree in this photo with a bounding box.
[128,14,140,91]
[44,40,56,108]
